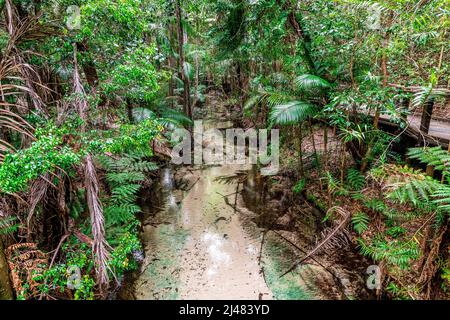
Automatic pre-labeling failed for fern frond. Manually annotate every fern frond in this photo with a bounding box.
[106,172,146,186]
[364,198,387,212]
[114,157,158,172]
[407,147,450,173]
[346,168,366,190]
[111,184,141,204]
[0,216,19,235]
[160,108,193,127]
[352,212,369,234]
[358,237,420,269]
[105,204,141,225]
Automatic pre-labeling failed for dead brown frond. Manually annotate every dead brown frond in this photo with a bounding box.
[280,206,351,277]
[26,174,50,237]
[0,0,54,116]
[84,154,111,292]
[0,108,35,162]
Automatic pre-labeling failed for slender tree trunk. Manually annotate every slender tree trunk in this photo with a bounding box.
[340,144,346,184]
[323,126,328,170]
[168,57,175,109]
[236,61,244,108]
[168,23,176,109]
[309,119,319,168]
[360,143,373,173]
[175,0,192,120]
[192,53,200,109]
[373,12,392,129]
[280,0,315,73]
[0,238,13,300]
[296,125,305,177]
[126,97,134,124]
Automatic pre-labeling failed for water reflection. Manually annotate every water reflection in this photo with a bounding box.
[201,231,231,278]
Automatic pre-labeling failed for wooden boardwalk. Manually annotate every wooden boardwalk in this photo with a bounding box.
[378,114,450,148]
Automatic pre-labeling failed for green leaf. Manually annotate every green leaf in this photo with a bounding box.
[270,100,317,126]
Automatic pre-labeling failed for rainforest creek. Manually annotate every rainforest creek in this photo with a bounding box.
[0,0,449,301]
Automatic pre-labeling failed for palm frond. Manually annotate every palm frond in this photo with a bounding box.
[411,85,447,108]
[269,100,317,125]
[84,154,111,290]
[294,74,331,93]
[160,108,193,127]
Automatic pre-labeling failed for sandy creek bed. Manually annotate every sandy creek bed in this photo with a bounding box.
[121,100,371,300]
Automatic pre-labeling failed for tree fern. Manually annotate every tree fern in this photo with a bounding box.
[99,151,158,239]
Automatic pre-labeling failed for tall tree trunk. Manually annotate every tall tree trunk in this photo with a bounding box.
[0,238,13,300]
[278,0,316,73]
[175,0,192,120]
[192,53,200,109]
[373,12,392,129]
[168,23,176,109]
[168,57,175,109]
